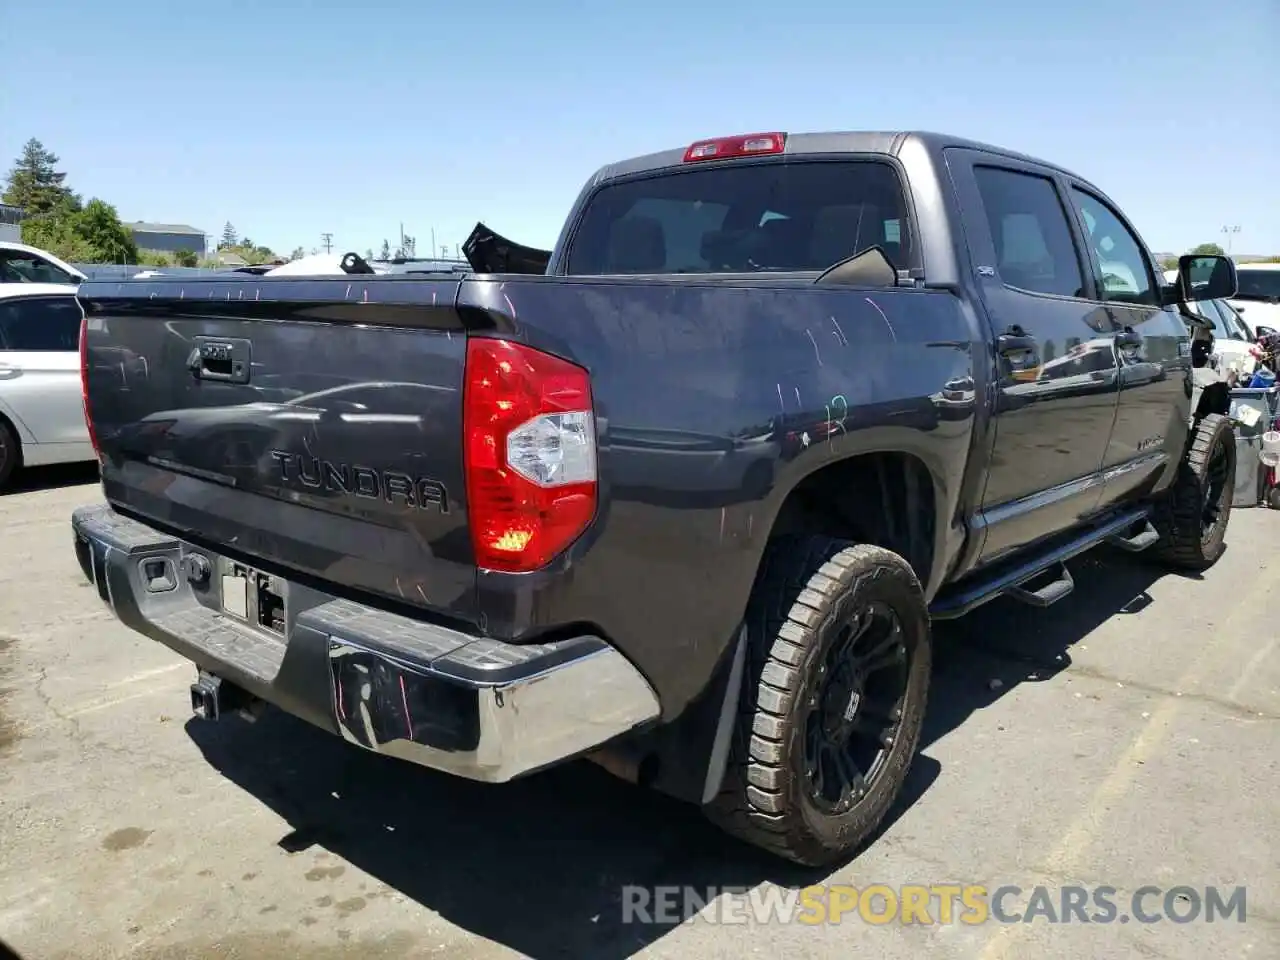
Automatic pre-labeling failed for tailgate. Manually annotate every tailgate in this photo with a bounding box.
[78,276,476,621]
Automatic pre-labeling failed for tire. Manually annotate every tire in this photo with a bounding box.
[703,535,932,867]
[0,419,19,490]
[1149,412,1236,570]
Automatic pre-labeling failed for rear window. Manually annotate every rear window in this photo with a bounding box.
[1236,268,1280,301]
[564,160,912,275]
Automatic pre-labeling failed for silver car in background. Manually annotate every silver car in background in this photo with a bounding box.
[0,284,94,488]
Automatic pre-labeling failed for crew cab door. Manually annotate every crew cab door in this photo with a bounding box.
[945,149,1121,565]
[1059,182,1191,508]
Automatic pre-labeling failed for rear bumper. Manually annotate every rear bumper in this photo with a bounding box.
[71,502,660,782]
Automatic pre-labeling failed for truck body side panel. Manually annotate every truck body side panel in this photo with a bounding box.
[460,275,982,718]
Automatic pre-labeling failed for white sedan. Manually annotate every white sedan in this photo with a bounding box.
[0,240,87,286]
[0,284,95,488]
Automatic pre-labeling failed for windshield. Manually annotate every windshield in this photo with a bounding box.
[1235,268,1280,301]
[565,159,913,275]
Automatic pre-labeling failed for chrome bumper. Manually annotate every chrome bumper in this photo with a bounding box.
[71,502,660,783]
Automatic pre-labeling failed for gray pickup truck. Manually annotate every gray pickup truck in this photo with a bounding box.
[71,130,1238,866]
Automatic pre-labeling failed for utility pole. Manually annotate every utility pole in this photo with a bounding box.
[321,232,333,254]
[1221,225,1241,255]
[431,228,437,260]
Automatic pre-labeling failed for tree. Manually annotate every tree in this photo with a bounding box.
[364,248,374,261]
[395,235,417,259]
[2,138,79,218]
[221,222,238,248]
[1190,242,1225,257]
[72,199,139,263]
[22,197,138,264]
[174,249,198,268]
[290,246,305,260]
[379,239,391,260]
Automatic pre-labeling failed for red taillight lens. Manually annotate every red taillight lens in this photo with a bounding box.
[683,131,786,163]
[79,315,100,457]
[462,338,597,572]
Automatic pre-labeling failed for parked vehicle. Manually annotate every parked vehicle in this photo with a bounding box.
[0,241,86,286]
[0,284,95,487]
[1165,268,1262,372]
[1228,262,1280,337]
[71,130,1239,866]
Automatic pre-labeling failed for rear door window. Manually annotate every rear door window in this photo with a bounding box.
[971,166,1086,299]
[565,160,912,275]
[0,296,82,351]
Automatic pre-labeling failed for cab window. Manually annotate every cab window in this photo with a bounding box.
[971,166,1086,299]
[1068,189,1158,307]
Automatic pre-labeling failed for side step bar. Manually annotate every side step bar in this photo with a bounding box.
[1005,562,1074,608]
[1105,519,1161,553]
[930,506,1152,620]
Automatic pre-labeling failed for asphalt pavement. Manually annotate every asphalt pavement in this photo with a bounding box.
[0,463,1276,959]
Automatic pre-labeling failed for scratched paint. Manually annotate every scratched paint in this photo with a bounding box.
[863,296,896,341]
[831,316,849,346]
[805,329,823,366]
[825,395,849,441]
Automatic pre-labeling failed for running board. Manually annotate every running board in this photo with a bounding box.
[1104,519,1160,553]
[929,506,1152,620]
[1004,563,1074,608]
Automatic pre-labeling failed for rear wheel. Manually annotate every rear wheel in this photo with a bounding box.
[0,419,19,490]
[1150,413,1235,570]
[703,536,931,867]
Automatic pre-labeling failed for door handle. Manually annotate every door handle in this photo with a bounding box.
[1115,329,1142,349]
[996,333,1037,355]
[0,364,21,380]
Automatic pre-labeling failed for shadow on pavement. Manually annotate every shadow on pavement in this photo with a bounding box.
[186,545,1197,959]
[1,461,99,495]
[924,546,1199,750]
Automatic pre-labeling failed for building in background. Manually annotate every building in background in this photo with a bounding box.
[126,221,206,255]
[0,203,22,242]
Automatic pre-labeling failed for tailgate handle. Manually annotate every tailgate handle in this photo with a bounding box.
[187,337,251,384]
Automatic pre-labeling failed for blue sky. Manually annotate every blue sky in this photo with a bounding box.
[3,0,1277,258]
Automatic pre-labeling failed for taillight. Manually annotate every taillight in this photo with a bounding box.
[462,338,597,572]
[683,131,786,163]
[79,315,100,457]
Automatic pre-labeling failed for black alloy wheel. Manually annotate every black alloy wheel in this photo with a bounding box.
[802,601,909,816]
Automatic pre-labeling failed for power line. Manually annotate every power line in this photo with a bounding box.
[320,232,333,254]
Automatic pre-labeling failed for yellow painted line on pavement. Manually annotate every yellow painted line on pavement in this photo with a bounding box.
[977,557,1280,959]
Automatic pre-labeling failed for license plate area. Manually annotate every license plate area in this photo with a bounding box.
[220,560,288,636]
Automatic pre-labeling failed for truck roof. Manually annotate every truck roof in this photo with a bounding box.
[590,130,1088,186]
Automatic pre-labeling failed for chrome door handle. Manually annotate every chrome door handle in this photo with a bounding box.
[0,365,22,380]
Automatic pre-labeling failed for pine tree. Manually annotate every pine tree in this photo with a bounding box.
[221,222,238,248]
[2,138,79,217]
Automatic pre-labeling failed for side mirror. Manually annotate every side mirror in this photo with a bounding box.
[1176,254,1237,302]
[1257,326,1277,338]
